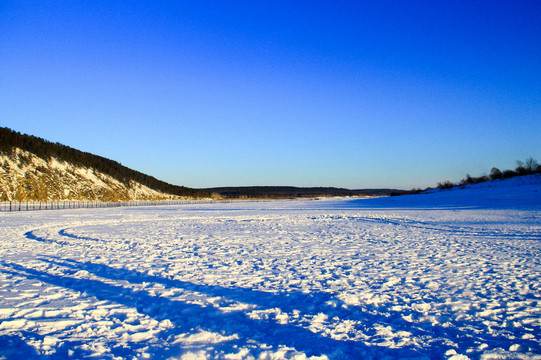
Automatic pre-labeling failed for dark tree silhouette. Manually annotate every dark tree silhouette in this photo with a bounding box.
[490,167,503,180]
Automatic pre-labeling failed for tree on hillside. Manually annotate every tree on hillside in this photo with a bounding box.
[490,167,503,180]
[524,157,539,172]
[516,157,539,175]
[437,181,454,190]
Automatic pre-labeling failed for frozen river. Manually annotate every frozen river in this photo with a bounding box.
[1,180,540,359]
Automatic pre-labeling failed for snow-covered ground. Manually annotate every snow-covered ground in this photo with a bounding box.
[0,176,540,359]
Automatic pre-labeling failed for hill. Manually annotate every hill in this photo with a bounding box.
[334,173,541,210]
[0,127,211,201]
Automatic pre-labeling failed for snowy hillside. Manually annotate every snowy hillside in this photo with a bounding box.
[0,178,539,359]
[0,148,185,201]
[334,174,541,211]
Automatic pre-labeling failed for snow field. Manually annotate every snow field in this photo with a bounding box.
[0,197,540,359]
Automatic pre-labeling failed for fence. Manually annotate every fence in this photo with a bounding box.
[0,199,217,212]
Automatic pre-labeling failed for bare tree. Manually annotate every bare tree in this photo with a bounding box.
[524,157,539,172]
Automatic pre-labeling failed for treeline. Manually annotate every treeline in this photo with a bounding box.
[399,157,541,195]
[0,127,211,198]
[204,186,406,199]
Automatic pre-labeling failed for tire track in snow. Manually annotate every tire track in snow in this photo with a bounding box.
[329,215,541,240]
[57,229,101,242]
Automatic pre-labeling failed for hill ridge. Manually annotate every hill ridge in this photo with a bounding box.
[0,127,210,201]
[203,186,405,199]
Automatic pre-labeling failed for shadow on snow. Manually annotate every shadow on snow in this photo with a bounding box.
[1,226,537,359]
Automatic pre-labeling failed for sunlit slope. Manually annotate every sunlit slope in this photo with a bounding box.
[0,127,211,201]
[338,174,541,210]
[0,148,185,201]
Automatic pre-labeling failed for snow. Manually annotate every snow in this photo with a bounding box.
[0,176,540,359]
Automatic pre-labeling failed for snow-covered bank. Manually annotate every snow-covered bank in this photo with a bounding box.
[0,179,539,359]
[331,174,541,211]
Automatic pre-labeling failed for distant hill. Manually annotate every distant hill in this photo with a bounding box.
[0,127,211,201]
[204,186,406,199]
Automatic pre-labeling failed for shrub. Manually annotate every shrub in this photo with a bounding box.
[437,181,455,190]
[460,174,489,185]
[490,167,502,180]
[516,161,528,176]
[459,174,474,185]
[476,175,489,183]
[502,170,517,178]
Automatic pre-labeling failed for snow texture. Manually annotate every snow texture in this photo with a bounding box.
[0,175,540,359]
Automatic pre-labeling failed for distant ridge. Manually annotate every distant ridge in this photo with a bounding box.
[0,127,211,200]
[204,186,406,199]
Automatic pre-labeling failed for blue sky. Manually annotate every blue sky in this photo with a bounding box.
[1,1,540,189]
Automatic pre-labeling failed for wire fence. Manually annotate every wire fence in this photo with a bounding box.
[0,199,221,212]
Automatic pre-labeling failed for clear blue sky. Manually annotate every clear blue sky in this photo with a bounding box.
[1,1,540,189]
